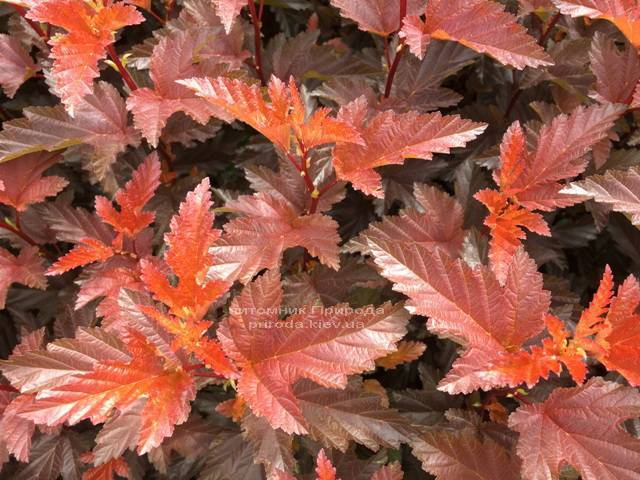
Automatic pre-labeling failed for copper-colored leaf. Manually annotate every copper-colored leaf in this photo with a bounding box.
[509,378,640,480]
[401,0,553,69]
[376,341,426,369]
[413,429,520,480]
[0,151,67,211]
[0,81,139,191]
[126,30,242,147]
[564,165,640,226]
[330,0,426,36]
[474,104,624,282]
[294,380,417,451]
[552,0,640,47]
[217,270,409,433]
[334,97,486,197]
[0,246,46,309]
[364,236,551,393]
[210,192,341,284]
[94,152,161,239]
[349,183,465,257]
[15,331,195,454]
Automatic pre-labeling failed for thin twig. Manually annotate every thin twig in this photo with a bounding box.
[384,43,406,98]
[248,0,266,85]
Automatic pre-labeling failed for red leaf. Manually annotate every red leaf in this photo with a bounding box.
[552,0,640,47]
[0,33,38,98]
[0,245,46,309]
[509,378,640,480]
[330,0,427,36]
[375,340,426,369]
[349,184,466,257]
[0,151,67,211]
[217,270,409,433]
[26,0,144,113]
[210,192,341,284]
[334,96,486,197]
[400,0,553,69]
[94,152,161,239]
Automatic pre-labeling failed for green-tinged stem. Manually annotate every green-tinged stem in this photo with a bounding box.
[106,44,138,91]
[0,219,37,247]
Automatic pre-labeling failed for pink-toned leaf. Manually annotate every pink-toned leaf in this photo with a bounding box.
[209,192,341,284]
[126,30,240,147]
[509,377,640,480]
[330,0,426,36]
[589,33,640,105]
[563,165,640,226]
[0,33,37,98]
[0,246,46,309]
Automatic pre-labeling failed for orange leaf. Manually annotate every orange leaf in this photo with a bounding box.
[26,0,143,113]
[46,237,114,275]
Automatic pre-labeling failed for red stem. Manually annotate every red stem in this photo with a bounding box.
[106,45,138,91]
[384,44,406,98]
[318,179,338,197]
[399,0,407,30]
[0,219,37,246]
[13,5,48,40]
[248,0,266,85]
[538,12,561,46]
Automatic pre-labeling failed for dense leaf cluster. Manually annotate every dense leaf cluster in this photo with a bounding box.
[0,0,639,479]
